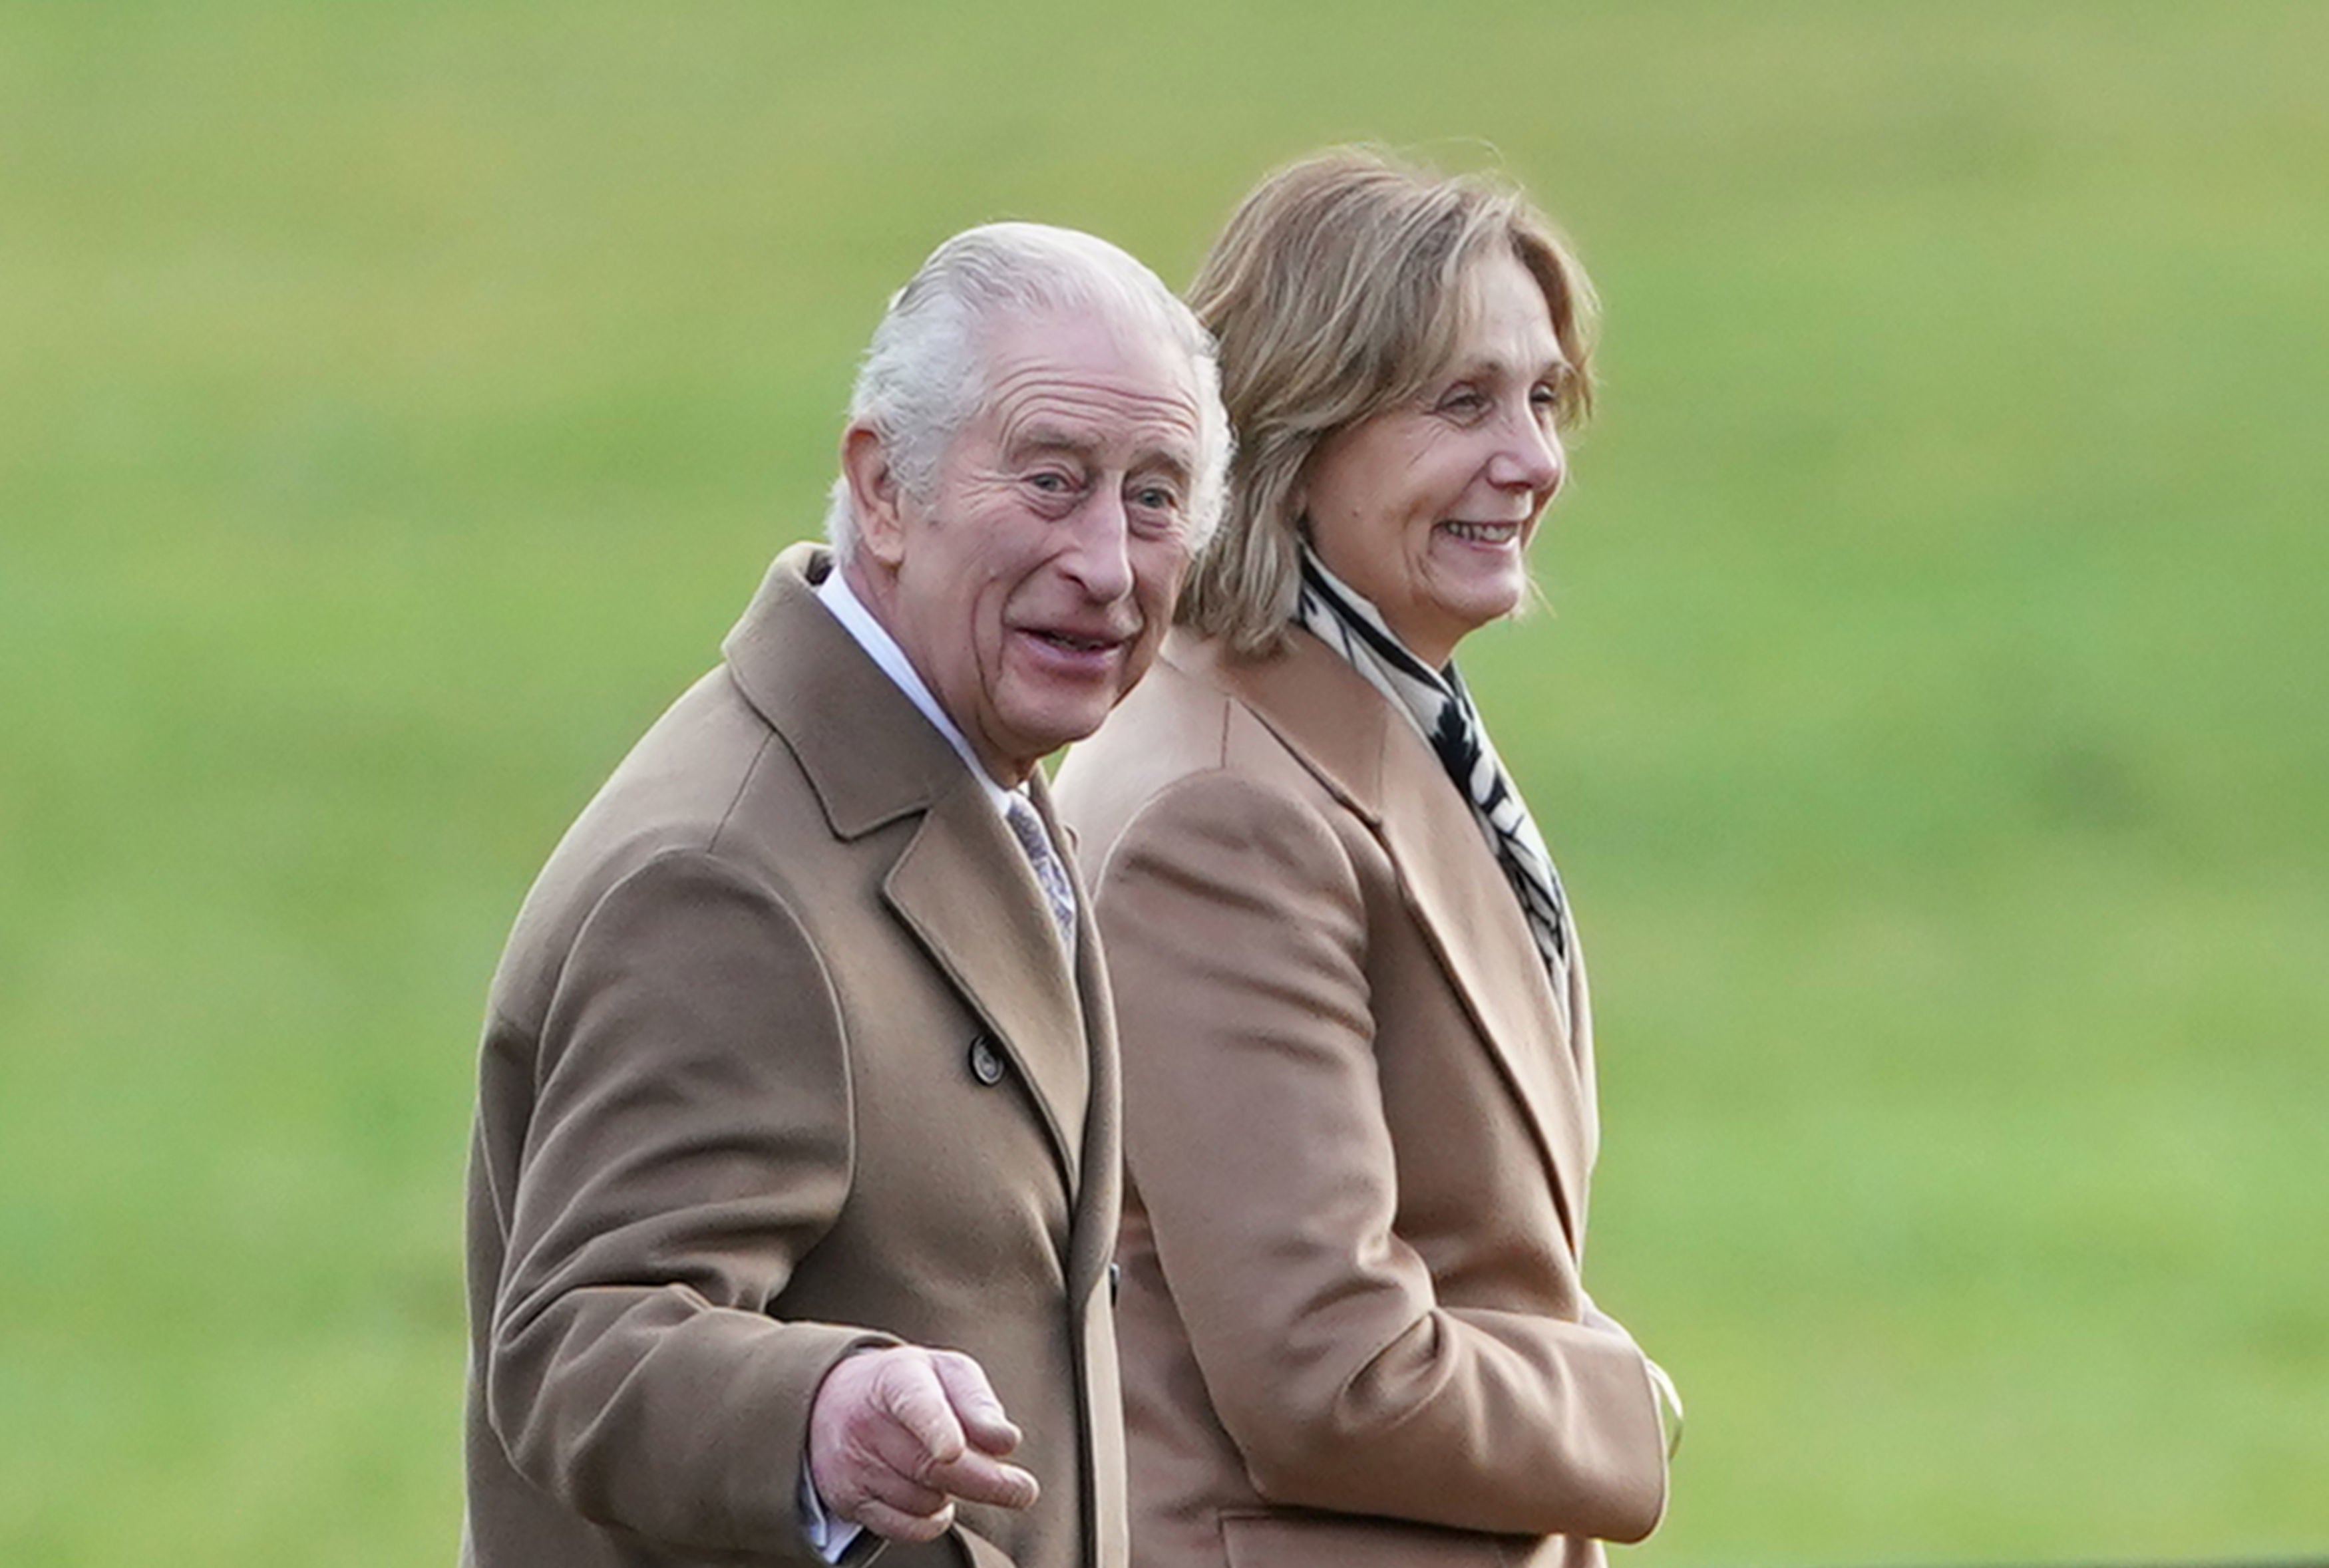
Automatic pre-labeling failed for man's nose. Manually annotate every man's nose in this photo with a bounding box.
[1061,488,1136,599]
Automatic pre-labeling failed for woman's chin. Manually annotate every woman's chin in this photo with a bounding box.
[1429,575,1531,651]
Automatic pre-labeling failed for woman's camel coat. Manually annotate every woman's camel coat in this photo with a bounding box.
[1055,626,1670,1568]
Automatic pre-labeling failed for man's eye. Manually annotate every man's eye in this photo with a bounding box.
[1028,470,1073,493]
[1131,484,1180,512]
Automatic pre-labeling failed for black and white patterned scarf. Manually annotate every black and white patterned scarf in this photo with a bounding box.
[1294,546,1573,993]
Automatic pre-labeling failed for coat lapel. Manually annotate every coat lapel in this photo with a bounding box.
[883,784,1089,1186]
[1193,629,1595,1247]
[722,544,1090,1189]
[1374,730,1594,1244]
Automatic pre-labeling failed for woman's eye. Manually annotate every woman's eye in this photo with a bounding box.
[1437,387,1487,417]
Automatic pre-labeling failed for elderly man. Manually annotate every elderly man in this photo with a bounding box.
[461,223,1228,1568]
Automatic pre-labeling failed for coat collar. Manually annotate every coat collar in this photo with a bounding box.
[1170,625,1597,1246]
[1164,626,1391,826]
[723,544,1095,1191]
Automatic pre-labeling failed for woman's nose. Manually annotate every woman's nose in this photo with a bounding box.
[1489,410,1563,496]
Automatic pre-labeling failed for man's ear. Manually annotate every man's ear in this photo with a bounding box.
[841,424,910,568]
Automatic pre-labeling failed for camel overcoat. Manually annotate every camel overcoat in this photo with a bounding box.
[1052,627,1668,1568]
[462,544,1127,1568]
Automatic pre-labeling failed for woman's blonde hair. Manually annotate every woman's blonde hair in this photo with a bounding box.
[1178,147,1598,654]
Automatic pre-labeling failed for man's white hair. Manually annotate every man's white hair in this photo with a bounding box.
[823,222,1230,563]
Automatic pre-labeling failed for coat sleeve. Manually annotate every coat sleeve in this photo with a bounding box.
[480,848,894,1559]
[1091,772,1668,1542]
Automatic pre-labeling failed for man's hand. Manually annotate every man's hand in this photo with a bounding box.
[806,1346,1040,1543]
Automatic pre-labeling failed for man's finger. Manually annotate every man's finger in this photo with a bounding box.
[922,1448,1039,1512]
[848,1495,956,1545]
[872,1352,970,1473]
[930,1349,1023,1456]
[850,1467,953,1522]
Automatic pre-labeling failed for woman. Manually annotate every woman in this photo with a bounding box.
[1053,150,1680,1568]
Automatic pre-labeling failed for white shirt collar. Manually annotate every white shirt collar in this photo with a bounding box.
[816,564,1019,817]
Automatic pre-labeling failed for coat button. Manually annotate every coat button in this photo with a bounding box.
[1108,1261,1122,1304]
[968,1034,1005,1086]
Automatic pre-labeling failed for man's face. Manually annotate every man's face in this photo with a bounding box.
[856,309,1207,784]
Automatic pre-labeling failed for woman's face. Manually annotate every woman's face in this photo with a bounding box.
[1300,250,1570,669]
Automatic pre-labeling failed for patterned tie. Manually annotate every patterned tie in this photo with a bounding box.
[1004,794,1077,953]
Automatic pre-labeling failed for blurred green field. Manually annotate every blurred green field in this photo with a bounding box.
[3,2,2324,1563]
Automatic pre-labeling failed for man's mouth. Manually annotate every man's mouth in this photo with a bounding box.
[1025,627,1129,657]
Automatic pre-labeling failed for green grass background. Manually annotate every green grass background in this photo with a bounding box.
[3,1,2322,1563]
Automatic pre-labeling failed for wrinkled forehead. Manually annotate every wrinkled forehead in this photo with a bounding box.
[968,308,1206,458]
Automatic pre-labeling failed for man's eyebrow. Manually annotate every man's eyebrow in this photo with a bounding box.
[1007,422,1101,458]
[1009,422,1196,478]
